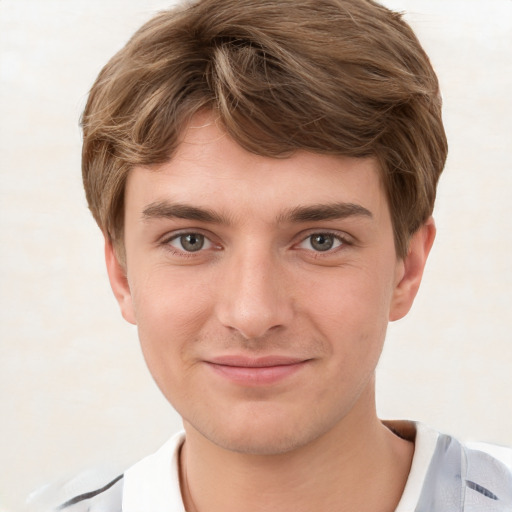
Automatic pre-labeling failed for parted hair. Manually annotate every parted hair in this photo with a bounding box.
[81,0,447,259]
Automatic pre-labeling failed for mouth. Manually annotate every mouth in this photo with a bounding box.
[204,355,311,386]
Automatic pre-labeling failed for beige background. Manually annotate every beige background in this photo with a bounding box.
[1,1,511,510]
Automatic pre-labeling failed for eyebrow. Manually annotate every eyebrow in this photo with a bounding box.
[141,201,372,224]
[279,203,373,223]
[142,202,227,223]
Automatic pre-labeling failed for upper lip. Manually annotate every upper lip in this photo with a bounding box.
[206,355,309,368]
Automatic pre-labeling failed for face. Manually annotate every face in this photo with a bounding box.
[107,113,433,455]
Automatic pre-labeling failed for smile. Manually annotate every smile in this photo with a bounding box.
[204,356,311,386]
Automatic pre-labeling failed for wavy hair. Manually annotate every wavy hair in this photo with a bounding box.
[81,0,447,260]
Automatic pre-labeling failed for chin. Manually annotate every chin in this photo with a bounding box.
[207,429,313,456]
[186,406,336,456]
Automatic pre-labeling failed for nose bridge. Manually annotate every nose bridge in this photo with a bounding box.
[216,241,292,339]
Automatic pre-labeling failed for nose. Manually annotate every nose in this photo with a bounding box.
[215,247,294,340]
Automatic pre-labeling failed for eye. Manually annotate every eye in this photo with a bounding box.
[168,233,213,252]
[298,233,344,252]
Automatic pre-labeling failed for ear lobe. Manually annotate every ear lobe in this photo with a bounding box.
[104,238,136,325]
[389,217,436,322]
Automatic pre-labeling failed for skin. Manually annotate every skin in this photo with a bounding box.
[106,112,435,511]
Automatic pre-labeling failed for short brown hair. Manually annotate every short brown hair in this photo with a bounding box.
[81,0,447,260]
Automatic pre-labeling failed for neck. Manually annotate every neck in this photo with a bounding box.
[179,385,413,512]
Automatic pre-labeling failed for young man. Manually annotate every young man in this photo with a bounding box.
[56,0,512,510]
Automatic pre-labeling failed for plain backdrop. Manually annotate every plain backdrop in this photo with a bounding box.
[1,1,511,510]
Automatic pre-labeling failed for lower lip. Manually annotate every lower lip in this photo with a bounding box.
[206,361,308,386]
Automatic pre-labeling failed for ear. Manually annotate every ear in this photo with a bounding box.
[104,237,136,325]
[389,217,436,321]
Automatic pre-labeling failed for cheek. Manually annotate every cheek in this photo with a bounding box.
[302,264,393,325]
[129,268,213,370]
[131,265,212,325]
[298,264,393,362]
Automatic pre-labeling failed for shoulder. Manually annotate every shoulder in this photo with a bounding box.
[56,474,124,512]
[28,432,186,512]
[422,428,512,510]
[27,471,124,512]
[392,421,512,511]
[462,441,512,504]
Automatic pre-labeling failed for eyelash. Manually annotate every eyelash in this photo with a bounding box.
[160,230,352,258]
[161,231,218,257]
[295,231,352,254]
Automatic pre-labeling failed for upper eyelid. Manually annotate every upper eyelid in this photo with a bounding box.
[295,229,353,244]
[157,228,353,248]
[161,231,220,257]
[169,232,213,251]
[160,228,215,243]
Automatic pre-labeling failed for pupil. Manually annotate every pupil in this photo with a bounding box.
[311,234,333,251]
[181,234,204,252]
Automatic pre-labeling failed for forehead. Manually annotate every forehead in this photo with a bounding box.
[125,113,388,223]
